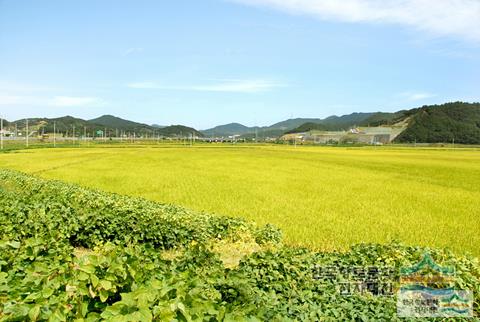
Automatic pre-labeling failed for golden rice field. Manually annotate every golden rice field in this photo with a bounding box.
[1,144,479,256]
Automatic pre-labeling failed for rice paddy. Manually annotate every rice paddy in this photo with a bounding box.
[1,144,479,256]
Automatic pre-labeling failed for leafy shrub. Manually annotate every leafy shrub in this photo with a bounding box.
[254,224,282,245]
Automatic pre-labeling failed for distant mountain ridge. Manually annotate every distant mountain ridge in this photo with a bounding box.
[201,113,375,137]
[2,115,203,138]
[3,102,479,143]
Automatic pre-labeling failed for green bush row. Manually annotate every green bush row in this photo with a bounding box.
[0,170,278,250]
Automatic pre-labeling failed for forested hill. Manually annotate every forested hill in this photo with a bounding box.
[394,102,480,144]
[89,115,152,132]
[158,125,203,137]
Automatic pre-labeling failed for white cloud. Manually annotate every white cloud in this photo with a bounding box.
[50,96,105,107]
[231,0,480,42]
[123,47,144,56]
[128,79,286,93]
[399,91,436,101]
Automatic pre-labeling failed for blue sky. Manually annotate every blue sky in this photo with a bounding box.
[0,0,479,129]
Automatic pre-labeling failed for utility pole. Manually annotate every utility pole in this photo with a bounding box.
[26,119,29,147]
[84,126,87,144]
[53,121,56,148]
[452,137,455,149]
[15,123,17,139]
[73,125,75,145]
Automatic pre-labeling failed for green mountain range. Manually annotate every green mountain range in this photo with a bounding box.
[2,102,479,143]
[2,115,203,138]
[201,113,374,138]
